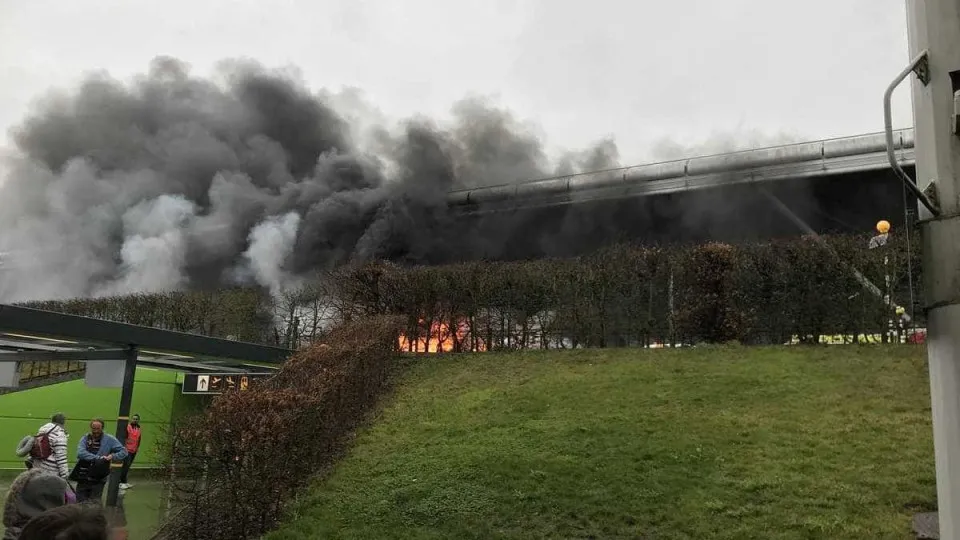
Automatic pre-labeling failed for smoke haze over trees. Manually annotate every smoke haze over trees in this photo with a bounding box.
[0,56,624,302]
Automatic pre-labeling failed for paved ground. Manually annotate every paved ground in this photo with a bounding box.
[913,512,940,539]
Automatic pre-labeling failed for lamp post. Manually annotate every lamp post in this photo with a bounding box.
[868,220,894,342]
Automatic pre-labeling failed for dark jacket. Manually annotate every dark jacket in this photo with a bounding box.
[2,469,69,540]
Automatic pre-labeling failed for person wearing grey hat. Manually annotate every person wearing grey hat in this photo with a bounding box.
[2,468,74,540]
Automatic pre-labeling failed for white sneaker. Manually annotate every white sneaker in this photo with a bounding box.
[119,483,132,489]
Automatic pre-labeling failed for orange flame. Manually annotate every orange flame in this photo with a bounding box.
[398,319,487,353]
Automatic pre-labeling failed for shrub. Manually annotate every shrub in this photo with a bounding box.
[339,232,921,348]
[21,232,922,349]
[152,316,404,540]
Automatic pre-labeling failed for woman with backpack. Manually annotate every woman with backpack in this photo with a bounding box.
[15,414,69,480]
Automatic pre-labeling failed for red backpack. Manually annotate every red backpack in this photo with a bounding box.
[29,427,55,460]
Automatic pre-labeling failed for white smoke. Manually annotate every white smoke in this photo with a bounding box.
[649,128,807,161]
[0,158,120,301]
[0,156,301,302]
[238,212,302,297]
[96,195,198,296]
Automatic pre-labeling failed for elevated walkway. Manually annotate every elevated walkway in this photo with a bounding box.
[448,128,916,213]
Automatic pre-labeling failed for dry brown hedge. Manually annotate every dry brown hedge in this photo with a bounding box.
[151,316,404,540]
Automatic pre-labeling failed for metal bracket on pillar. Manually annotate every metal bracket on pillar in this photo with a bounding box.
[954,90,960,136]
[913,52,931,85]
[952,70,960,137]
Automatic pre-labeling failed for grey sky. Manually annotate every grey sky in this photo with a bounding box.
[0,0,914,166]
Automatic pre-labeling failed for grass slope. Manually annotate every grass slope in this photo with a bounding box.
[269,346,935,540]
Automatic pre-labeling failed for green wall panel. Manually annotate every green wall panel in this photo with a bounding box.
[0,367,205,470]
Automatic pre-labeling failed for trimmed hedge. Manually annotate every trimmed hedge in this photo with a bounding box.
[330,233,921,349]
[153,316,404,540]
[17,233,921,350]
[20,289,277,344]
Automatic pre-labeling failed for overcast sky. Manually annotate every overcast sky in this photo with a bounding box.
[0,0,916,166]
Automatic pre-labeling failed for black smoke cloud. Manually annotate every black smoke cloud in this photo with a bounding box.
[0,56,620,301]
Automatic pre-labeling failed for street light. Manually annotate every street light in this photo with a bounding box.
[868,220,913,343]
[868,220,896,342]
[871,220,891,247]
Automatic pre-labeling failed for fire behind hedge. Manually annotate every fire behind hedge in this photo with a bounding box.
[331,232,921,349]
[151,316,404,540]
[17,232,921,349]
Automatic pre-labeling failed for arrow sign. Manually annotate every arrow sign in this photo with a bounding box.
[182,372,272,394]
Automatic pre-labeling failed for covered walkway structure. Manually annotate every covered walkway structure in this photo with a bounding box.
[0,303,292,508]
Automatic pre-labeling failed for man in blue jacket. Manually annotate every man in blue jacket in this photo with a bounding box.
[73,418,127,503]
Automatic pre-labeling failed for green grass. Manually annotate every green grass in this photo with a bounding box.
[268,345,936,540]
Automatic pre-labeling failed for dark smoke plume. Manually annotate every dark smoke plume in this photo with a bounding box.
[0,57,619,301]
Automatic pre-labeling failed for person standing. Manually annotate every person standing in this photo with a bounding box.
[71,418,127,504]
[18,413,69,480]
[119,413,142,489]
